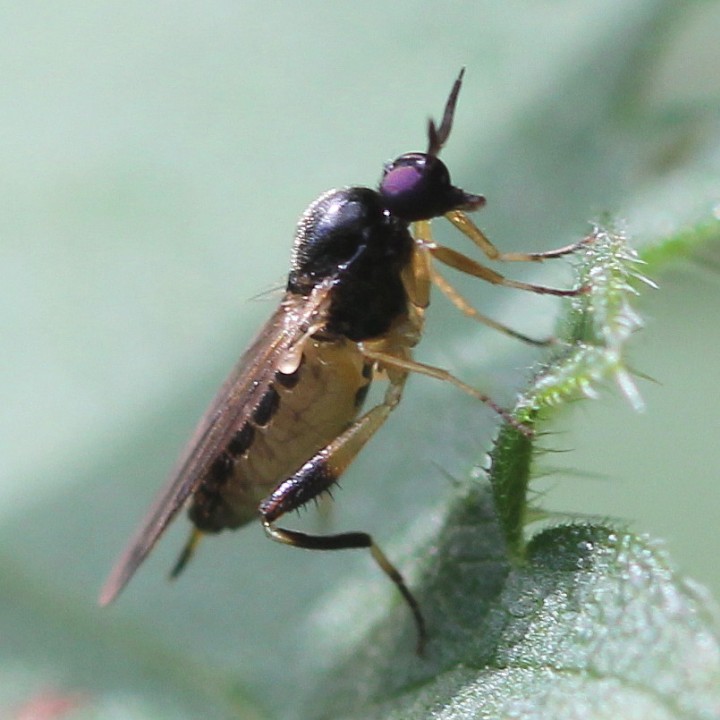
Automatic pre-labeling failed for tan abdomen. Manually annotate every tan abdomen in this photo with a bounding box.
[188,337,371,532]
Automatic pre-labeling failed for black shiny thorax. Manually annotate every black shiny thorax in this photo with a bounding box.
[287,187,414,342]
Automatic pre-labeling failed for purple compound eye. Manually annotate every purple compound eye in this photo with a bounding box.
[381,164,424,198]
[379,152,485,222]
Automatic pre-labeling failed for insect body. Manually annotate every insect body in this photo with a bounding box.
[100,70,585,653]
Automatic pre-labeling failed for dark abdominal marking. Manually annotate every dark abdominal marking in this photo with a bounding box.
[227,423,256,457]
[253,386,281,427]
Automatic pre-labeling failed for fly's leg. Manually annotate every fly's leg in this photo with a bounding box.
[412,221,580,341]
[444,209,592,262]
[401,237,432,309]
[259,373,427,654]
[428,242,587,297]
[429,263,554,346]
[263,522,425,654]
[170,527,203,579]
[360,346,532,437]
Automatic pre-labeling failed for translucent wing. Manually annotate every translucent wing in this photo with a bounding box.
[99,279,335,605]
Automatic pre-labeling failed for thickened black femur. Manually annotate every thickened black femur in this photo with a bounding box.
[378,152,485,222]
[287,187,413,341]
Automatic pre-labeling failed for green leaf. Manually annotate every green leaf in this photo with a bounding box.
[312,521,720,720]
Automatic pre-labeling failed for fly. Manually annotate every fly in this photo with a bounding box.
[99,69,588,654]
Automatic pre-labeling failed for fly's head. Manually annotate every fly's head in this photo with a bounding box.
[378,68,485,222]
[379,152,485,222]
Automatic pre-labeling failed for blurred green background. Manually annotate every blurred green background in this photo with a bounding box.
[2,2,719,718]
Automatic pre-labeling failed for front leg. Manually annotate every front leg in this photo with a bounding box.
[445,209,592,262]
[258,375,427,654]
